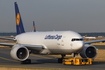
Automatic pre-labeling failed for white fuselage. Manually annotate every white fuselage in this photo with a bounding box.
[15,31,84,54]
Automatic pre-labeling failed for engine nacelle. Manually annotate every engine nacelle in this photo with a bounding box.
[80,44,98,59]
[10,44,29,61]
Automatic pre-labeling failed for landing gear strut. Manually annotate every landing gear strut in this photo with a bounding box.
[58,54,66,63]
[21,59,31,64]
[72,53,78,58]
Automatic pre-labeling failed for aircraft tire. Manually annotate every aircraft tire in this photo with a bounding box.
[58,58,63,63]
[21,59,31,64]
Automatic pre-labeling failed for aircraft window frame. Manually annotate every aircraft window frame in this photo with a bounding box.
[71,38,83,41]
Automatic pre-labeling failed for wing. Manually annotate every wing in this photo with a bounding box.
[0,37,15,40]
[85,39,105,44]
[0,43,15,48]
[0,43,44,51]
[22,44,44,51]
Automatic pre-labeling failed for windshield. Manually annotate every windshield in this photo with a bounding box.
[71,38,83,41]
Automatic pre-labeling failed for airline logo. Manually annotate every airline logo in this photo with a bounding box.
[45,34,62,40]
[16,13,20,25]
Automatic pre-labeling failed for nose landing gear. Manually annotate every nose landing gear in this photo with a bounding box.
[72,53,78,58]
[58,54,66,63]
[58,53,78,63]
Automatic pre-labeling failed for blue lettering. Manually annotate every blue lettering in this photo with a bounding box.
[45,34,62,40]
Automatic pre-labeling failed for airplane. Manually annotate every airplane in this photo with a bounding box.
[0,2,105,64]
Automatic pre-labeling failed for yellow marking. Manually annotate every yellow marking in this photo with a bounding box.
[31,54,56,59]
[0,57,17,62]
[16,13,20,25]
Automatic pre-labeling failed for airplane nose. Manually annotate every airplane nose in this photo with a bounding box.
[77,42,84,49]
[72,41,84,50]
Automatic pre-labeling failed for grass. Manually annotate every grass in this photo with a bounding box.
[95,49,105,61]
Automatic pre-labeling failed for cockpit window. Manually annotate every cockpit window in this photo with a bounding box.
[71,38,83,41]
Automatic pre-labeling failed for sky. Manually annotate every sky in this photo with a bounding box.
[0,0,105,33]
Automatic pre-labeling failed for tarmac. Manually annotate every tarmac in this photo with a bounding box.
[0,46,105,70]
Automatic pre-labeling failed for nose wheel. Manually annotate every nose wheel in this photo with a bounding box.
[58,54,66,63]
